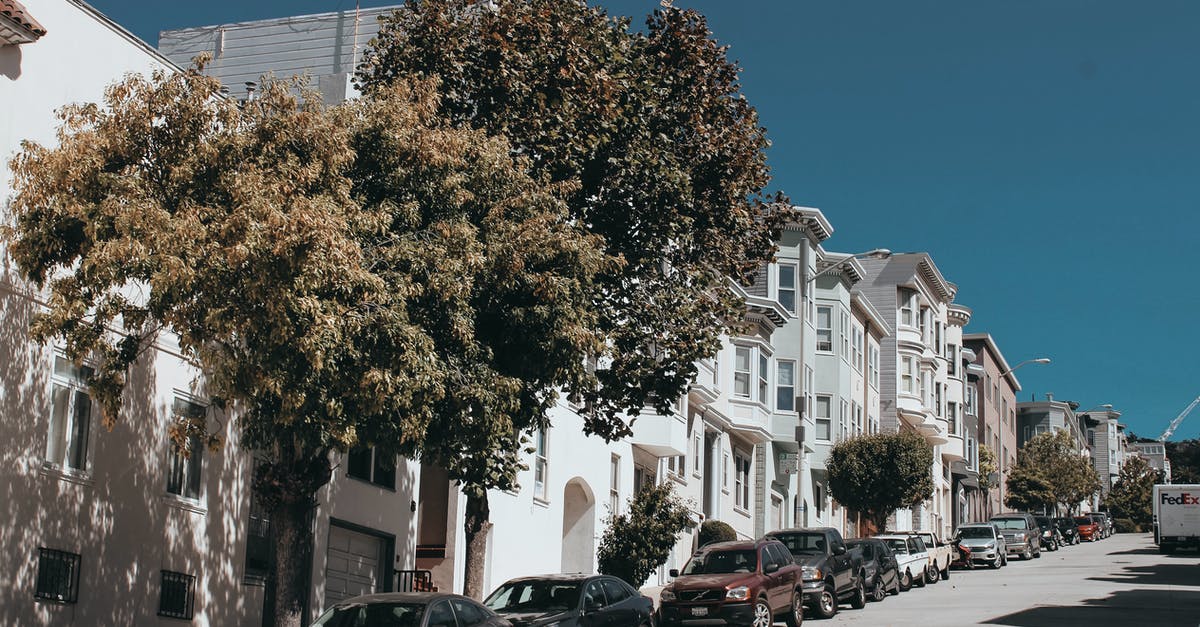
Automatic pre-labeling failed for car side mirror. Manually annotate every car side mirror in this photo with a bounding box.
[669,569,679,578]
[764,562,780,574]
[833,544,846,556]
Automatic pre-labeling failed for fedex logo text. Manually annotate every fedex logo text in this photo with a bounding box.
[1161,492,1200,506]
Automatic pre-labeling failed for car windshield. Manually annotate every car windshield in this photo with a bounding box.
[848,542,873,559]
[1074,517,1092,525]
[311,602,425,627]
[681,550,758,574]
[771,533,828,555]
[883,539,909,554]
[957,527,994,539]
[484,581,581,613]
[990,518,1028,530]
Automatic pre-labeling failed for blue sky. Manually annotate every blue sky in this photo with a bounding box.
[92,0,1200,440]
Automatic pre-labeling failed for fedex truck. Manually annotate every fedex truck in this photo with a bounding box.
[1153,484,1200,554]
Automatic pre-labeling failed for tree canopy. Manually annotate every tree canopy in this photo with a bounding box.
[1003,430,1099,515]
[827,431,935,531]
[597,482,695,587]
[1103,454,1159,529]
[5,61,608,626]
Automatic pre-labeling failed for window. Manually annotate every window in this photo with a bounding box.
[853,402,864,436]
[452,599,490,626]
[693,433,703,475]
[734,346,752,398]
[965,385,978,416]
[1002,398,1008,422]
[815,396,832,441]
[776,360,796,412]
[946,344,957,376]
[584,580,607,611]
[868,346,880,389]
[46,356,94,472]
[816,306,833,352]
[839,399,849,441]
[899,289,916,327]
[245,461,272,583]
[947,402,957,435]
[985,375,992,400]
[967,437,977,471]
[35,548,80,604]
[758,353,769,403]
[633,464,655,494]
[778,264,797,313]
[840,311,850,359]
[158,570,196,619]
[993,384,1000,411]
[534,428,549,500]
[919,308,929,344]
[167,398,207,500]
[667,453,685,481]
[852,326,864,372]
[734,452,751,509]
[901,357,917,395]
[601,578,633,605]
[427,601,456,627]
[934,383,942,417]
[723,453,731,491]
[347,445,396,490]
[610,455,620,515]
[804,366,815,418]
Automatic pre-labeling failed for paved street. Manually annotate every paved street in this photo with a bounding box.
[820,533,1199,627]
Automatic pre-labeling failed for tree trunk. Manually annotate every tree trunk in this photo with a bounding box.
[463,488,492,600]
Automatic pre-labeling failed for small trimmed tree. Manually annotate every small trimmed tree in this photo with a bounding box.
[1004,465,1055,512]
[827,431,935,531]
[697,520,737,547]
[597,482,695,587]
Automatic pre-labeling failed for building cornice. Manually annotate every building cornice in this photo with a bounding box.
[962,332,1022,391]
[947,303,973,327]
[914,254,957,303]
[729,281,789,330]
[851,293,891,339]
[783,206,834,244]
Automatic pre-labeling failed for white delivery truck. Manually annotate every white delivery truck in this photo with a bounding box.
[1153,484,1200,554]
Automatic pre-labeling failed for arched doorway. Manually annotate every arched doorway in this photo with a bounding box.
[561,478,596,573]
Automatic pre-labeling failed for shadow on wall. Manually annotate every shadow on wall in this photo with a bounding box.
[0,261,255,625]
[0,44,20,80]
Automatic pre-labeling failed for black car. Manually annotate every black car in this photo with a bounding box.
[1052,517,1079,545]
[484,574,655,627]
[1033,516,1063,551]
[312,592,511,627]
[845,538,900,602]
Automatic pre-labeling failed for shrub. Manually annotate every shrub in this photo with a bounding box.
[697,520,737,547]
[597,482,695,587]
[1114,517,1140,533]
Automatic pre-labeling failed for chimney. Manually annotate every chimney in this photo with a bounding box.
[1045,393,1054,402]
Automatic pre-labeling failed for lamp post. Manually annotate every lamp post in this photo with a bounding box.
[806,248,891,284]
[998,358,1051,377]
[990,357,1049,518]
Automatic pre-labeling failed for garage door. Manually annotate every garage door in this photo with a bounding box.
[325,524,384,606]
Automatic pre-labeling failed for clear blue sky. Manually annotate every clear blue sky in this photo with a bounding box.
[91,0,1200,440]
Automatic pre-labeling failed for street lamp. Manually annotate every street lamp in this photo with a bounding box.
[998,358,1051,377]
[807,248,891,284]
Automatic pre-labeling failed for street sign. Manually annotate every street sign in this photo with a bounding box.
[779,452,799,474]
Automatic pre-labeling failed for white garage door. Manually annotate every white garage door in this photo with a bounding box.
[325,524,384,606]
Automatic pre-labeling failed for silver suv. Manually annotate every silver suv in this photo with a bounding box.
[989,513,1042,560]
[954,524,1007,569]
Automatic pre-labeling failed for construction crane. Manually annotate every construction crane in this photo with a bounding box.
[1158,396,1200,442]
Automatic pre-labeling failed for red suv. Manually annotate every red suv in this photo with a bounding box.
[658,539,803,627]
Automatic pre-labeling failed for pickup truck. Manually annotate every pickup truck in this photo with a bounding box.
[874,534,930,591]
[912,530,954,582]
[767,527,866,619]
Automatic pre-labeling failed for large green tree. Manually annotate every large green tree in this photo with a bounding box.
[1004,431,1100,515]
[355,0,791,596]
[5,63,608,627]
[1103,454,1159,528]
[827,431,935,531]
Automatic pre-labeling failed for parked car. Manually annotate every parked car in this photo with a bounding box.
[658,538,803,627]
[484,574,655,627]
[911,531,954,582]
[874,534,929,591]
[1091,513,1112,538]
[1075,515,1101,542]
[953,524,1007,569]
[767,527,866,619]
[989,513,1042,560]
[845,538,900,602]
[1053,517,1080,545]
[312,592,511,627]
[1034,516,1063,551]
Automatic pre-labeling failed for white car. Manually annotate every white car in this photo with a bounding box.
[874,534,930,591]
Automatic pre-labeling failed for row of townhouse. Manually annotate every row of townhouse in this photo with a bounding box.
[0,3,1087,626]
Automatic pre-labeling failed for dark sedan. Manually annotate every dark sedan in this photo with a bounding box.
[846,538,899,602]
[484,574,655,627]
[311,592,511,627]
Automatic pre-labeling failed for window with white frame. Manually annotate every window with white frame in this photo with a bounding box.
[967,437,977,470]
[166,398,207,500]
[347,445,396,490]
[869,346,879,389]
[840,311,850,359]
[934,383,942,417]
[947,402,957,434]
[816,306,833,351]
[734,346,752,398]
[853,402,863,436]
[899,289,916,327]
[965,385,978,416]
[734,452,751,509]
[693,432,702,475]
[633,464,655,494]
[919,308,929,344]
[804,365,815,419]
[776,360,796,412]
[778,264,797,313]
[46,356,94,472]
[852,325,864,372]
[946,344,957,376]
[610,455,620,515]
[994,385,1000,411]
[815,395,832,441]
[839,399,849,441]
[901,357,917,395]
[723,453,731,491]
[757,353,769,403]
[534,428,549,500]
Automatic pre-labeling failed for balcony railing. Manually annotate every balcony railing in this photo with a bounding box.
[396,569,437,592]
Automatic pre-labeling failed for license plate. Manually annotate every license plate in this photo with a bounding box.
[690,607,709,616]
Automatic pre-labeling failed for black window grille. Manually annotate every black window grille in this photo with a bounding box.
[35,548,80,603]
[158,570,195,619]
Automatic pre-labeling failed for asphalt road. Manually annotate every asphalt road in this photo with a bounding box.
[817,533,1199,627]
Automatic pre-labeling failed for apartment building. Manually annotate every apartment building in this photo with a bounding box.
[1079,407,1127,498]
[946,304,980,529]
[1015,396,1095,513]
[853,254,959,537]
[1130,441,1171,483]
[962,334,1021,518]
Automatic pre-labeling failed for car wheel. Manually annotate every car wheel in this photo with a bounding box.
[1034,546,1042,559]
[784,589,803,627]
[1002,554,1008,566]
[914,569,926,588]
[871,576,886,602]
[940,565,951,580]
[815,583,838,619]
[991,554,1002,569]
[850,578,867,610]
[1022,545,1033,560]
[752,597,773,627]
[926,564,940,584]
[889,573,901,596]
[899,569,912,591]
